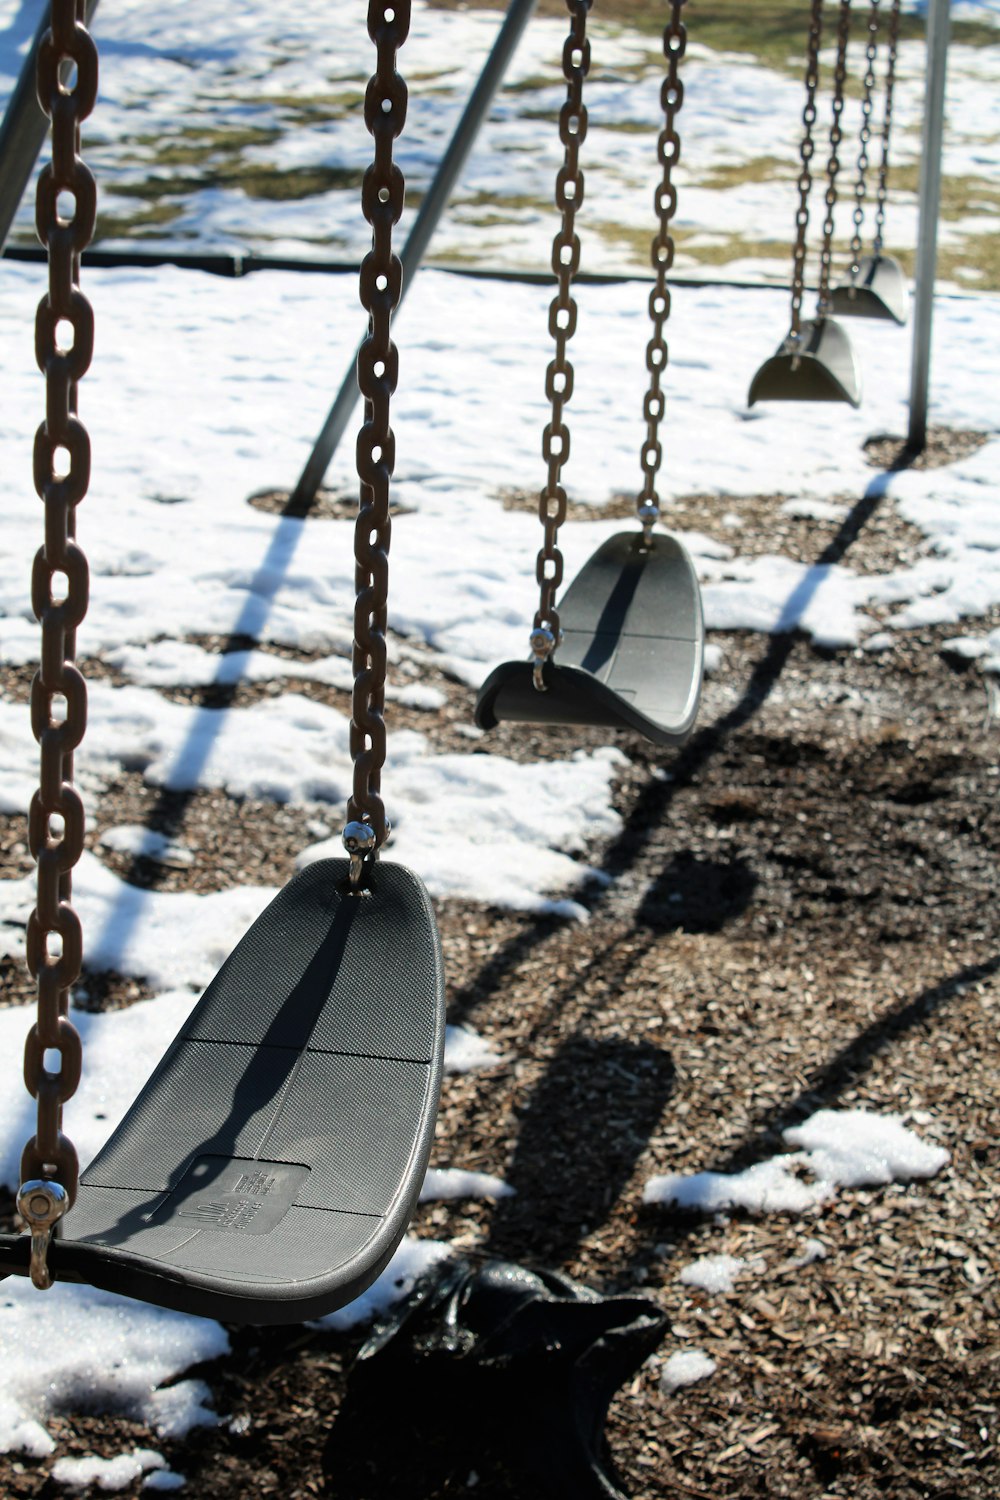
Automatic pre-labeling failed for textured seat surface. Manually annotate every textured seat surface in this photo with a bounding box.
[475,530,703,748]
[748,316,862,408]
[0,859,445,1324]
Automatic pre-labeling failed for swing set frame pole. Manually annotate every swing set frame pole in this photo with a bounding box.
[907,0,951,454]
[0,1,101,255]
[288,0,539,512]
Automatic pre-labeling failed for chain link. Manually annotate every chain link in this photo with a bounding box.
[635,1,686,539]
[19,0,97,1263]
[848,1,881,274]
[817,0,853,313]
[790,0,824,338]
[873,0,901,256]
[346,0,410,872]
[531,0,592,675]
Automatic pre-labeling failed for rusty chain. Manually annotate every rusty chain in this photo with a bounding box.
[343,0,410,881]
[848,0,881,276]
[817,0,853,313]
[790,0,824,338]
[635,0,686,544]
[530,0,591,688]
[873,0,901,256]
[18,0,97,1289]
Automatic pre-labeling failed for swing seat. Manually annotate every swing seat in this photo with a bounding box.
[0,859,445,1325]
[830,253,909,326]
[475,530,703,748]
[747,316,861,408]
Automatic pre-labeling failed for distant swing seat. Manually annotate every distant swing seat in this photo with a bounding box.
[747,315,861,409]
[475,531,704,749]
[0,860,445,1325]
[830,253,909,326]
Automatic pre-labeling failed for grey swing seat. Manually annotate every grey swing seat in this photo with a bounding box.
[0,859,445,1325]
[831,253,908,326]
[476,530,704,749]
[748,315,861,408]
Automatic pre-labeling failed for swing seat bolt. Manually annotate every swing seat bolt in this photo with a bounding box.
[16,1179,69,1291]
[343,821,378,886]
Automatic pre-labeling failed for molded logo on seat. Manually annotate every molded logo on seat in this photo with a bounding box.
[159,1155,310,1234]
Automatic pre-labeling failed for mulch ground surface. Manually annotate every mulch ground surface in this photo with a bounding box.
[1,442,998,1499]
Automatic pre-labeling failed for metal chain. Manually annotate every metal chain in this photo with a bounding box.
[530,0,592,689]
[343,0,410,884]
[17,0,97,1290]
[790,0,825,338]
[873,0,901,255]
[635,0,686,546]
[817,0,853,313]
[848,0,881,276]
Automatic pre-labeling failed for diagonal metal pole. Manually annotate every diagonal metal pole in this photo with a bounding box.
[907,0,950,453]
[288,0,538,511]
[0,0,101,254]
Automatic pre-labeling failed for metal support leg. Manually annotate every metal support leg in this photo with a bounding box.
[0,1,101,255]
[907,0,950,453]
[289,0,539,512]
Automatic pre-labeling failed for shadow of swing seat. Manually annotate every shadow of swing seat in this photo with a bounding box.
[0,860,445,1325]
[747,315,862,409]
[830,253,909,326]
[475,530,704,750]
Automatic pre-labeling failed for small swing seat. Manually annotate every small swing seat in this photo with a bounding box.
[747,316,861,408]
[475,530,703,748]
[830,253,909,326]
[0,859,445,1325]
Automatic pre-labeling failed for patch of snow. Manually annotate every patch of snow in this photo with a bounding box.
[0,1280,228,1458]
[420,1168,513,1202]
[644,1108,949,1214]
[785,1238,828,1270]
[782,1108,950,1188]
[99,826,194,868]
[444,1024,508,1073]
[51,1449,167,1492]
[660,1350,718,1393]
[780,498,848,522]
[314,1234,452,1332]
[679,1253,759,1294]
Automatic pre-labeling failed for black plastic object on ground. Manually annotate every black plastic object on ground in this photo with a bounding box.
[747,314,862,408]
[830,252,909,326]
[0,860,445,1324]
[475,531,704,748]
[323,1257,669,1499]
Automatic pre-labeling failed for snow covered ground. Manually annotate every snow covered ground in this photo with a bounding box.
[0,0,996,1478]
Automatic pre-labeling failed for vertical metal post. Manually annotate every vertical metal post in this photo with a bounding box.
[0,1,101,255]
[907,0,950,453]
[289,0,538,511]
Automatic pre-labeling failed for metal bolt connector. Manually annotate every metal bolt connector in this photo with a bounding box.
[638,502,659,547]
[16,1178,68,1290]
[530,626,557,692]
[343,819,378,887]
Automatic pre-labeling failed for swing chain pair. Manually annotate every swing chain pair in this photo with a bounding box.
[343,0,411,882]
[874,0,902,256]
[531,0,592,690]
[817,0,853,314]
[849,0,882,277]
[636,0,687,547]
[18,0,98,1290]
[789,0,824,340]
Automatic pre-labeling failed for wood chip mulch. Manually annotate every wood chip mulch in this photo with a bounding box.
[1,463,998,1500]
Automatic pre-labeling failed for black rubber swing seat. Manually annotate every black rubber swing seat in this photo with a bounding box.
[0,859,445,1325]
[830,253,909,326]
[747,315,862,408]
[475,530,704,748]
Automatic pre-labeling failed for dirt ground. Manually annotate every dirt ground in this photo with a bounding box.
[1,432,998,1499]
